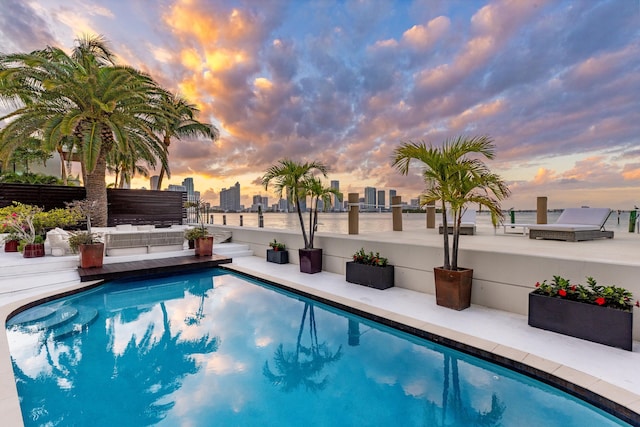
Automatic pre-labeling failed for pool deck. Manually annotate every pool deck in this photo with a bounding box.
[1,229,640,425]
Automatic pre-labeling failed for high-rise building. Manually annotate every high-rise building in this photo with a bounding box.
[377,190,385,210]
[167,184,186,192]
[389,189,397,205]
[251,195,269,212]
[150,175,159,191]
[330,180,341,212]
[364,187,376,211]
[182,177,195,202]
[220,182,241,212]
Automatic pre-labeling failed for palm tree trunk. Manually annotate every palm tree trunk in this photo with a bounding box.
[85,151,109,227]
[441,203,450,269]
[56,147,67,185]
[452,211,461,270]
[295,196,309,249]
[156,167,166,190]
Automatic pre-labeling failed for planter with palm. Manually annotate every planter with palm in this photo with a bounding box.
[66,199,104,268]
[186,200,213,257]
[393,136,510,310]
[262,159,336,274]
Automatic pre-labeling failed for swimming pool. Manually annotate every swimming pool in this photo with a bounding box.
[6,268,631,426]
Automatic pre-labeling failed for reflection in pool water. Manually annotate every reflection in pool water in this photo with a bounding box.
[7,269,630,426]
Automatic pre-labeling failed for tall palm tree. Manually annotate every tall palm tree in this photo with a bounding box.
[262,159,328,249]
[393,136,510,270]
[155,93,219,190]
[0,35,173,226]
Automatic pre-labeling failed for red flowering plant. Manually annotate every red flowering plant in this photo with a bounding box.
[534,275,636,312]
[352,248,388,267]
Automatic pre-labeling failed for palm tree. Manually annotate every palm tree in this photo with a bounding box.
[304,176,340,248]
[393,135,510,270]
[0,35,173,226]
[262,159,329,249]
[155,93,219,190]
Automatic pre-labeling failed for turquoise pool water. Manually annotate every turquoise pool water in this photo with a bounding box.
[7,269,630,426]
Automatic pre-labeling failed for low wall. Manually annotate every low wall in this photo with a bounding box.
[208,225,640,340]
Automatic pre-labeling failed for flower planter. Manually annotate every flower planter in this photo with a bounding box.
[346,262,394,290]
[4,239,19,252]
[23,243,45,258]
[528,292,632,351]
[267,249,289,264]
[434,267,473,311]
[195,236,214,257]
[299,248,322,274]
[79,243,105,269]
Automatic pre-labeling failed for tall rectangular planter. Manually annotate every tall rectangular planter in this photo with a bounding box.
[528,292,633,351]
[299,248,322,274]
[267,249,289,264]
[345,262,394,290]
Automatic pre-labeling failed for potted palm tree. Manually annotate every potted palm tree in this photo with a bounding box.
[262,159,334,273]
[393,136,510,310]
[66,199,104,268]
[185,200,213,257]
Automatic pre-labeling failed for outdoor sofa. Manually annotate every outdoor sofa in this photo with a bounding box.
[103,224,186,256]
[528,207,614,242]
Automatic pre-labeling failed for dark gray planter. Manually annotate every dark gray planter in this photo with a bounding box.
[346,261,394,290]
[299,248,322,274]
[528,292,633,351]
[267,249,289,264]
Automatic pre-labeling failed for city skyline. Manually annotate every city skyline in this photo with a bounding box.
[1,1,639,210]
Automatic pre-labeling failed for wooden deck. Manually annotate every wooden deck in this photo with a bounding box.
[77,255,232,282]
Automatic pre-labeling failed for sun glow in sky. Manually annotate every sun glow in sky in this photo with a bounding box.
[1,0,639,209]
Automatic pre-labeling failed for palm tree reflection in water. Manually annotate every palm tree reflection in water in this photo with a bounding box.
[263,302,343,392]
[12,299,219,425]
[422,354,505,426]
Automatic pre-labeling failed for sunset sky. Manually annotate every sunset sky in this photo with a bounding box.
[1,0,639,210]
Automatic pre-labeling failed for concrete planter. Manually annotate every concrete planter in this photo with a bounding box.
[528,292,632,351]
[79,243,105,269]
[299,248,322,274]
[346,262,394,290]
[267,249,289,264]
[195,236,214,257]
[434,267,473,311]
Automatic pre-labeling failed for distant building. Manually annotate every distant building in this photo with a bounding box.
[364,187,376,211]
[377,190,385,210]
[331,180,341,211]
[251,195,269,212]
[389,189,397,205]
[182,177,196,202]
[150,175,159,190]
[220,182,241,212]
[410,198,420,208]
[167,184,186,192]
[278,199,288,212]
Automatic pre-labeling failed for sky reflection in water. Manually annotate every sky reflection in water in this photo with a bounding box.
[7,270,629,426]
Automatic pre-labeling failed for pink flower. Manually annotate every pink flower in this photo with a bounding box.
[570,285,576,291]
[535,282,540,288]
[558,289,567,297]
[595,297,606,306]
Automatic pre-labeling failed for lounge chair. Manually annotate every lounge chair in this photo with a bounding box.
[438,210,477,235]
[528,208,613,241]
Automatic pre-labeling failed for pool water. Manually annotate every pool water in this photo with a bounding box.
[7,269,630,426]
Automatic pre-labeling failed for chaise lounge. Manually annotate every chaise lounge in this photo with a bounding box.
[528,208,614,242]
[438,210,477,235]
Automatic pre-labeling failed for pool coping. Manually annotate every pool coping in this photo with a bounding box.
[1,267,639,426]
